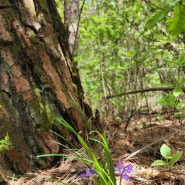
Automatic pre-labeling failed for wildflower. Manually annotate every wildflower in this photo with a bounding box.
[114,160,133,181]
[80,168,98,178]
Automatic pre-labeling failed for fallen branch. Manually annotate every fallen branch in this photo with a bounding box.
[106,86,185,99]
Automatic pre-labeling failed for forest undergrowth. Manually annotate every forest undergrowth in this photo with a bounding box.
[6,111,185,185]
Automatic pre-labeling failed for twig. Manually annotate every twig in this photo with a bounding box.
[125,132,178,161]
[0,170,8,183]
[124,110,134,131]
[106,86,184,99]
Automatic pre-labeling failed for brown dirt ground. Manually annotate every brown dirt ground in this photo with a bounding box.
[3,114,185,185]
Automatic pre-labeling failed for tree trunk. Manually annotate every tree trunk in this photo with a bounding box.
[0,0,92,175]
[64,0,79,56]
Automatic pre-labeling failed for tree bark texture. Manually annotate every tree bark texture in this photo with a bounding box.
[0,0,92,175]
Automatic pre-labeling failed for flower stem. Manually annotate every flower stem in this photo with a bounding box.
[119,176,122,185]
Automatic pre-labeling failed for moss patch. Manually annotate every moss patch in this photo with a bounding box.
[38,0,49,13]
[29,87,54,130]
[0,93,17,122]
[30,33,45,48]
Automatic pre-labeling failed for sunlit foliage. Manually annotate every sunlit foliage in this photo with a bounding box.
[76,0,185,118]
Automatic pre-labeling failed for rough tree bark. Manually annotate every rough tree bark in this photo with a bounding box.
[0,0,93,176]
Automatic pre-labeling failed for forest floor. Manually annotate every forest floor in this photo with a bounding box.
[4,113,185,185]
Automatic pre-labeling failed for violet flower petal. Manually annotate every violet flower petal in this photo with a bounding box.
[114,161,133,181]
[118,160,124,171]
[87,168,97,176]
[124,164,133,173]
[80,172,89,178]
[121,173,130,181]
[80,168,97,178]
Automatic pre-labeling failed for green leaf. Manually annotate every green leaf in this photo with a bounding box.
[145,7,171,30]
[157,115,164,120]
[167,3,185,35]
[173,87,182,97]
[170,151,183,164]
[135,124,144,130]
[174,113,184,119]
[5,134,9,141]
[157,94,176,107]
[160,144,171,158]
[151,160,168,166]
[165,0,181,6]
[176,54,185,66]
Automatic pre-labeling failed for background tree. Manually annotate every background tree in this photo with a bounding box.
[64,0,79,56]
[0,0,93,174]
[76,0,185,120]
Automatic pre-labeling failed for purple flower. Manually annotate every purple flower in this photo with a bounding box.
[114,161,133,181]
[80,168,98,178]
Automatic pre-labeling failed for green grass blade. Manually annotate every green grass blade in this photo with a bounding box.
[89,137,106,168]
[97,131,116,185]
[55,118,79,136]
[77,134,112,184]
[37,153,93,165]
[50,130,77,149]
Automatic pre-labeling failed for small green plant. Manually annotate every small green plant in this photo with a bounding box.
[151,143,183,168]
[151,143,183,184]
[0,134,11,152]
[157,86,185,121]
[0,133,12,179]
